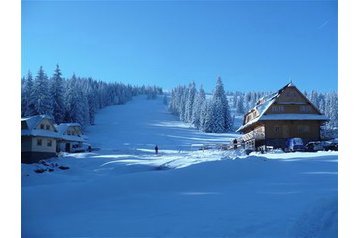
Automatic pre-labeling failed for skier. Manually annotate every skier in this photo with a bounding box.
[233,138,238,149]
[155,145,159,155]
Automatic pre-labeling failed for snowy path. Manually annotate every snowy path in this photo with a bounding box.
[87,95,237,155]
[22,96,338,237]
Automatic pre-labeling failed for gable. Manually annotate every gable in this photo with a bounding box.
[266,86,321,115]
[276,87,308,104]
[237,83,328,133]
[65,126,82,136]
[35,118,57,132]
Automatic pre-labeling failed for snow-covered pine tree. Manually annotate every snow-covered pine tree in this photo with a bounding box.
[184,82,197,123]
[309,90,319,108]
[21,76,26,117]
[50,65,66,123]
[179,86,188,121]
[24,71,37,117]
[199,99,208,131]
[32,66,53,116]
[210,77,232,133]
[202,99,215,132]
[192,85,206,129]
[236,94,245,114]
[233,93,238,108]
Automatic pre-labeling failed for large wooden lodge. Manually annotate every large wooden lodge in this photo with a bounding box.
[237,83,329,150]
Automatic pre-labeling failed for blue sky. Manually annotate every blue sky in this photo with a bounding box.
[22,0,337,92]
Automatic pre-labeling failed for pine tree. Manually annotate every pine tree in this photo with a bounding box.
[192,86,206,129]
[236,94,245,114]
[50,65,66,123]
[32,66,53,116]
[184,82,197,123]
[21,76,26,117]
[210,77,232,132]
[24,71,37,117]
[202,99,215,132]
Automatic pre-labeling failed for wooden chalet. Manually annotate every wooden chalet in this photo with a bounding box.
[21,115,61,164]
[237,83,329,150]
[55,123,87,153]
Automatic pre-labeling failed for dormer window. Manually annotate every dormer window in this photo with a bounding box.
[46,125,50,130]
[40,124,45,129]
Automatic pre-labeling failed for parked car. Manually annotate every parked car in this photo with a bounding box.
[305,141,325,152]
[285,138,305,152]
[323,138,338,151]
[72,142,92,153]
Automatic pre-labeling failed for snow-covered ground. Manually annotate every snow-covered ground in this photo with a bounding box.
[22,96,338,237]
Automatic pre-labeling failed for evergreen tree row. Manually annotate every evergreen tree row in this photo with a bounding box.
[168,77,233,133]
[21,65,163,128]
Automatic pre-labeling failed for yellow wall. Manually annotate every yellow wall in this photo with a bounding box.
[31,137,57,153]
[36,118,57,132]
[65,126,82,136]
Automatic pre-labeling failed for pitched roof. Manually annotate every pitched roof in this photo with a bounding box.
[21,115,54,130]
[237,83,329,132]
[21,115,62,139]
[55,123,85,142]
[55,123,82,135]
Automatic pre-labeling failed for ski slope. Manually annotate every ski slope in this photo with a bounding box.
[22,96,338,237]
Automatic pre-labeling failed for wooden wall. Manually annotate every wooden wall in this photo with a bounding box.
[264,120,321,140]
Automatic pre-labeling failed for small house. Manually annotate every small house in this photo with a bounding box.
[237,83,329,150]
[55,123,89,153]
[21,115,61,164]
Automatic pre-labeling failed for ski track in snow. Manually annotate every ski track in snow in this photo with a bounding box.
[22,95,338,238]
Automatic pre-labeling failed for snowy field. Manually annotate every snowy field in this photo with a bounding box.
[22,96,338,237]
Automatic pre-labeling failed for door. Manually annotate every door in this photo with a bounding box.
[65,143,71,152]
[283,125,289,138]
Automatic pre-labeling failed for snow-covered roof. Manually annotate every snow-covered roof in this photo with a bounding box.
[21,115,61,139]
[237,83,329,132]
[21,115,86,141]
[55,123,86,142]
[21,129,62,139]
[21,115,54,130]
[55,123,82,135]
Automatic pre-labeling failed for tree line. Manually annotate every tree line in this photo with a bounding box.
[21,65,163,128]
[168,77,233,133]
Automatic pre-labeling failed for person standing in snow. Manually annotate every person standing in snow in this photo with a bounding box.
[233,138,238,149]
[155,145,159,155]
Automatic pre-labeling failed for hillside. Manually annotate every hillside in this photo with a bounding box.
[22,96,338,237]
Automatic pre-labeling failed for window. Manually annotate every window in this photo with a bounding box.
[37,139,42,146]
[287,92,297,97]
[272,105,284,112]
[46,125,50,130]
[299,105,312,113]
[40,124,45,129]
[47,139,52,147]
[274,126,280,133]
[298,125,310,134]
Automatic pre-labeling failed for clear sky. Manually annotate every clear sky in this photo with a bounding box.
[22,0,337,92]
